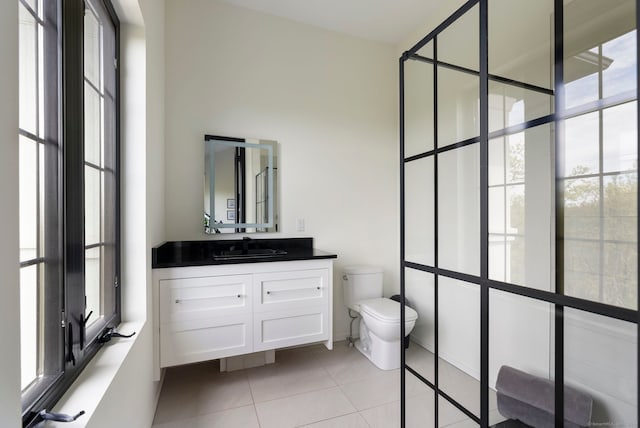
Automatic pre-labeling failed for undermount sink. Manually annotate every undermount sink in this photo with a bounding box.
[212,248,288,260]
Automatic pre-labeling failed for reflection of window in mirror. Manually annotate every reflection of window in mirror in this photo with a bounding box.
[204,135,279,234]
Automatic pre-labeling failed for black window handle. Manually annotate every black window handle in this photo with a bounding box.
[98,327,136,343]
[38,409,85,423]
[66,322,75,366]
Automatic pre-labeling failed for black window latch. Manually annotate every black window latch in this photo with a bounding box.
[97,327,136,343]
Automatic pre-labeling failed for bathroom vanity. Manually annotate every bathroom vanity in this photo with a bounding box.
[152,238,336,379]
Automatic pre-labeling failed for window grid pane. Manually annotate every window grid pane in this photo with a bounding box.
[84,5,102,89]
[19,0,51,407]
[84,0,111,331]
[19,136,38,262]
[85,165,102,246]
[20,264,39,390]
[37,13,44,138]
[84,83,102,166]
[20,0,120,422]
[85,247,102,326]
[19,3,38,134]
[38,142,45,258]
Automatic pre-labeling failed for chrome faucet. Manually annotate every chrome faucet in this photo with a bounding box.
[242,236,251,254]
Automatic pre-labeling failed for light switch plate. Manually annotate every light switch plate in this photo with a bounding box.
[296,218,305,232]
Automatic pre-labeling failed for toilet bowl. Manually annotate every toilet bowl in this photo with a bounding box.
[342,266,419,370]
[356,298,418,370]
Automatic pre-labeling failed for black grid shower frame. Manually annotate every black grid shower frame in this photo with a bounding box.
[399,0,640,427]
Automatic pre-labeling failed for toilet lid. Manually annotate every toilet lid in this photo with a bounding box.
[360,298,418,323]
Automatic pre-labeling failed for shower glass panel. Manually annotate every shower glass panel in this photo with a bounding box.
[564,0,636,110]
[401,0,638,426]
[438,4,479,72]
[405,370,435,427]
[488,123,553,290]
[564,308,637,427]
[437,67,480,148]
[404,268,435,383]
[404,55,434,158]
[488,81,553,133]
[405,158,434,266]
[488,0,553,90]
[489,289,554,426]
[561,102,638,309]
[438,277,480,418]
[438,144,480,276]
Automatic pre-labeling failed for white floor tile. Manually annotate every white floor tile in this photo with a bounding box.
[153,375,199,424]
[153,341,499,428]
[152,418,197,428]
[406,393,436,428]
[339,370,402,410]
[360,392,436,428]
[323,345,387,385]
[193,405,260,428]
[360,400,400,428]
[247,358,337,402]
[195,370,254,415]
[299,412,370,428]
[254,386,356,428]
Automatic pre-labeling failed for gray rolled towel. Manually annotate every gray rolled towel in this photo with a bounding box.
[495,365,592,427]
[497,392,583,428]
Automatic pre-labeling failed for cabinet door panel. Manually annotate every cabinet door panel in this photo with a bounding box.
[253,306,328,351]
[160,313,252,367]
[254,269,329,313]
[160,274,252,324]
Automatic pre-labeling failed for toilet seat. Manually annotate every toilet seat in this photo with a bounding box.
[360,298,418,323]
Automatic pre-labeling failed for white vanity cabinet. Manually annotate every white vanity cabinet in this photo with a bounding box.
[153,259,333,377]
[159,274,253,367]
[253,268,330,351]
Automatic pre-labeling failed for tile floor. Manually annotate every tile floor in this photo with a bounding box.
[152,341,506,428]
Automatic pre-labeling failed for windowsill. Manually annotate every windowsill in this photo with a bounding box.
[42,320,146,427]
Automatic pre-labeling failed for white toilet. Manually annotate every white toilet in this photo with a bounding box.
[343,266,418,370]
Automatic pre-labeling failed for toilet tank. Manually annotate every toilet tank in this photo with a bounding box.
[343,266,384,311]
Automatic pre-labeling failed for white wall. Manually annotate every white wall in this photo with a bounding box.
[0,0,21,426]
[120,11,147,325]
[95,0,166,424]
[164,0,398,340]
[396,0,467,57]
[141,0,167,256]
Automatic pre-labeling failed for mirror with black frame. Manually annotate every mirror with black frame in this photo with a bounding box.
[204,135,279,234]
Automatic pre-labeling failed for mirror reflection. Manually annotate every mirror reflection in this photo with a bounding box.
[204,135,278,234]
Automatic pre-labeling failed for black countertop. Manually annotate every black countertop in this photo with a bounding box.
[152,237,337,268]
